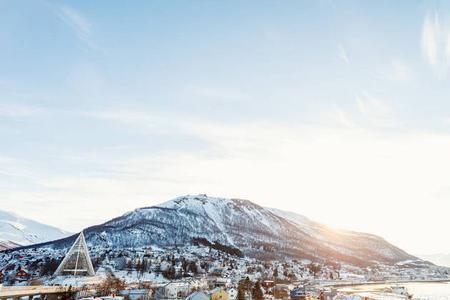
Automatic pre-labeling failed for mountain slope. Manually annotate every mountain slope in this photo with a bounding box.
[419,254,450,267]
[0,210,70,249]
[29,194,418,267]
[266,208,416,265]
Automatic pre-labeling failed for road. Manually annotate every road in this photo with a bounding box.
[0,285,79,300]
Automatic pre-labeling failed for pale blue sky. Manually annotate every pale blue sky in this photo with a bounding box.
[2,0,450,255]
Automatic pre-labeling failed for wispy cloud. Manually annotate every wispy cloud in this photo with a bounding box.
[180,85,250,103]
[422,12,439,66]
[338,44,349,63]
[55,5,97,50]
[82,110,184,135]
[355,91,398,128]
[421,11,450,79]
[0,103,45,118]
[386,60,414,81]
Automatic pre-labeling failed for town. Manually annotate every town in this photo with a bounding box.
[1,233,449,300]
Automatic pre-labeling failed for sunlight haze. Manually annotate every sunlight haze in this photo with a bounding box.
[1,0,450,257]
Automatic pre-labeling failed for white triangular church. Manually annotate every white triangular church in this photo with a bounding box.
[54,232,95,276]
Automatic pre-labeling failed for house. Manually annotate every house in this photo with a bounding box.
[210,288,229,300]
[186,291,210,300]
[215,277,231,288]
[210,267,225,277]
[15,269,29,281]
[273,284,289,299]
[112,257,127,270]
[156,281,192,300]
[262,280,275,288]
[120,289,152,300]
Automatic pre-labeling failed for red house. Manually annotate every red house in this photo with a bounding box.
[15,269,29,280]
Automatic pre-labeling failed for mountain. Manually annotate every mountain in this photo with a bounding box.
[420,254,450,267]
[0,210,70,249]
[21,194,420,267]
[0,240,21,251]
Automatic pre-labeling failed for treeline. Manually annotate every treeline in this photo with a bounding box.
[192,237,243,257]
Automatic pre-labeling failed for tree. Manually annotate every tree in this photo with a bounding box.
[237,282,246,300]
[126,260,133,275]
[273,267,278,278]
[40,258,61,276]
[181,259,186,271]
[98,274,126,296]
[141,259,148,274]
[287,272,297,281]
[188,261,197,274]
[308,263,321,278]
[252,281,264,300]
[243,277,252,290]
[136,261,142,276]
[238,278,252,300]
[162,266,176,279]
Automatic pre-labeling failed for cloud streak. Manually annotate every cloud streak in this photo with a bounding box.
[338,44,349,63]
[55,5,97,50]
[421,11,450,79]
[0,103,46,118]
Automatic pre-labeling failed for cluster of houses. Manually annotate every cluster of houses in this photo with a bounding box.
[1,238,450,300]
[0,247,66,284]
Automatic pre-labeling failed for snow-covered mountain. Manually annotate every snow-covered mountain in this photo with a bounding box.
[0,210,70,249]
[27,194,419,267]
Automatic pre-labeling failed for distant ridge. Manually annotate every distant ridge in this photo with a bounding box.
[0,210,71,249]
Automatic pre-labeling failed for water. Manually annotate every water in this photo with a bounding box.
[345,282,450,300]
[405,282,450,300]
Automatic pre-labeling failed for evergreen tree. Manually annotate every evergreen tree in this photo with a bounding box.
[140,259,148,275]
[237,282,246,300]
[126,260,133,275]
[252,281,263,300]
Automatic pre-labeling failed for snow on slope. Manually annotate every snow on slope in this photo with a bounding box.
[24,194,420,267]
[0,210,70,248]
[68,194,417,267]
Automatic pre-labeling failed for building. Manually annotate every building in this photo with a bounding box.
[15,269,29,281]
[54,232,95,276]
[186,291,210,300]
[156,281,192,300]
[210,289,229,300]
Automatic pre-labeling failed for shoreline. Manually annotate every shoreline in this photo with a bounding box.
[328,279,450,288]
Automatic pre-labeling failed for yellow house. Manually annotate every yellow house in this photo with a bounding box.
[210,289,229,300]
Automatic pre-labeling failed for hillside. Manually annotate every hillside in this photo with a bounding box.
[21,195,420,267]
[0,210,70,249]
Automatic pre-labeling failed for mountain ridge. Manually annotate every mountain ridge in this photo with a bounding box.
[8,194,421,268]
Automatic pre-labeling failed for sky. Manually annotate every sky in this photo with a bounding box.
[1,0,450,256]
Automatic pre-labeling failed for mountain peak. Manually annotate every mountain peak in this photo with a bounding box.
[156,194,266,213]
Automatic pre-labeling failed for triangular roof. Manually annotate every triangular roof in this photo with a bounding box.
[54,232,95,276]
